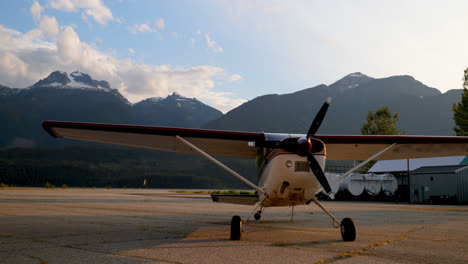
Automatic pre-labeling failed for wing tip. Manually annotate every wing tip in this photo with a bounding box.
[42,121,60,138]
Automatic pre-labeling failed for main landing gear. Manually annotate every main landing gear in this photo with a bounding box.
[340,217,356,241]
[229,214,356,241]
[230,215,243,240]
[229,197,356,241]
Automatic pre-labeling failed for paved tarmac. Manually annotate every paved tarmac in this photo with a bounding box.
[0,188,467,264]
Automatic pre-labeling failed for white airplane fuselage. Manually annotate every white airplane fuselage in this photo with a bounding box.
[258,150,325,207]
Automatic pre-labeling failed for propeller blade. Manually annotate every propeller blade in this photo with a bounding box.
[307,97,332,139]
[307,152,334,199]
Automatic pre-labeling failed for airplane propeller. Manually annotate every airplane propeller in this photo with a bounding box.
[263,97,334,199]
[305,97,334,199]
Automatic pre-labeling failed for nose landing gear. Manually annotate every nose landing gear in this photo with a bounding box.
[254,211,262,220]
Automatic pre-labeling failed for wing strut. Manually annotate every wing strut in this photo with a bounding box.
[315,143,398,195]
[175,136,265,195]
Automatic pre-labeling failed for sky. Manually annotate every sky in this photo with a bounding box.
[1,0,468,113]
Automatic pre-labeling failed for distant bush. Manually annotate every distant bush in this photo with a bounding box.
[226,189,239,195]
[105,185,112,189]
[123,186,127,189]
[44,182,56,189]
[61,184,68,189]
[211,189,256,195]
[1,182,8,188]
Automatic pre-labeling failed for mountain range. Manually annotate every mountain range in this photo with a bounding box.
[0,70,464,148]
[205,73,461,136]
[0,71,222,148]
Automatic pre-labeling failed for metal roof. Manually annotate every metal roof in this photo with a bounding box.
[411,165,468,174]
[369,156,468,173]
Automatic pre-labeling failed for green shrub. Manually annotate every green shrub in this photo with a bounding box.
[61,184,68,189]
[44,182,56,189]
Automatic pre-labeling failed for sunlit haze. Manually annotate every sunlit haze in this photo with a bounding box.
[1,0,468,112]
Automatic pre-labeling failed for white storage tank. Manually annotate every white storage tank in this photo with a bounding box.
[379,174,398,196]
[347,173,365,197]
[363,173,382,196]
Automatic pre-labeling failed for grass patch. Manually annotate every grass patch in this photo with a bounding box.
[272,242,288,247]
[433,237,454,242]
[0,182,15,188]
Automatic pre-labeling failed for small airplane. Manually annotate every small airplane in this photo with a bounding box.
[42,98,468,241]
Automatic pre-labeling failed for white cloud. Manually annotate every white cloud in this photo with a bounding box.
[49,0,76,11]
[39,16,59,37]
[128,48,135,54]
[129,23,154,34]
[57,26,82,62]
[228,74,243,82]
[129,19,165,34]
[30,1,44,23]
[0,24,244,112]
[0,52,28,78]
[49,0,114,25]
[204,33,223,53]
[156,18,165,30]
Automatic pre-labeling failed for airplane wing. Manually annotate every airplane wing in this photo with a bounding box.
[42,121,264,158]
[42,121,468,160]
[315,135,468,161]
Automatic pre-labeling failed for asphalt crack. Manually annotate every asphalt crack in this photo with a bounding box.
[314,225,427,264]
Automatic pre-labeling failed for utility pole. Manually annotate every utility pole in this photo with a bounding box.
[407,158,411,204]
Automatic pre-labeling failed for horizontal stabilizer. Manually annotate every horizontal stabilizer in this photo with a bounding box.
[211,194,259,205]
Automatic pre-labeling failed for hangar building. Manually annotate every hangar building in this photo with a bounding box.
[369,156,468,204]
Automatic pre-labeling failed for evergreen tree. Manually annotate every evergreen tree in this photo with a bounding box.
[360,106,404,173]
[453,68,468,136]
[361,106,405,135]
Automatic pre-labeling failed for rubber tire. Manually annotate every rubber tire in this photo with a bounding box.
[340,218,356,241]
[254,212,261,221]
[230,215,242,240]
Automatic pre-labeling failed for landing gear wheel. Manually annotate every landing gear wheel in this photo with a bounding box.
[254,211,261,221]
[340,218,356,241]
[230,215,243,240]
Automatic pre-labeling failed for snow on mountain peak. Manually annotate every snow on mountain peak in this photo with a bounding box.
[148,97,163,102]
[33,70,111,91]
[346,72,367,78]
[330,72,374,90]
[70,71,83,77]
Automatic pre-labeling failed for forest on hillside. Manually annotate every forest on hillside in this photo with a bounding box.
[0,145,258,189]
